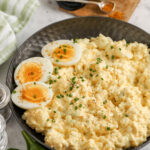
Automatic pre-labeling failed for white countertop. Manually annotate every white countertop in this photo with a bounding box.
[0,0,150,149]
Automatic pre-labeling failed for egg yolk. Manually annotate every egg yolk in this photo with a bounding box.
[17,62,42,84]
[52,44,75,62]
[22,84,49,103]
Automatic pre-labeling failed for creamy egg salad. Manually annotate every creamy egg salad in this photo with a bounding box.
[13,34,150,150]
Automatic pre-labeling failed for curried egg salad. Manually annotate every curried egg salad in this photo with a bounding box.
[12,34,150,150]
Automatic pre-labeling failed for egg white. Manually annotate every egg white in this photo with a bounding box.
[14,57,53,86]
[41,40,82,66]
[11,82,53,109]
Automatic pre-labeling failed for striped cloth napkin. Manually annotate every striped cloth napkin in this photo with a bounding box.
[0,0,40,65]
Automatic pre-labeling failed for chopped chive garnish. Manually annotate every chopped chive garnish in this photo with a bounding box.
[49,80,53,84]
[58,66,61,69]
[63,49,66,54]
[89,68,93,71]
[54,68,58,74]
[54,80,57,82]
[54,111,56,113]
[96,74,99,77]
[33,94,36,99]
[103,115,106,119]
[76,86,79,89]
[70,102,73,105]
[56,59,59,62]
[52,119,55,123]
[79,104,82,108]
[119,48,121,51]
[12,90,16,94]
[93,70,96,72]
[74,97,79,102]
[56,95,61,98]
[70,87,73,91]
[58,76,61,79]
[110,46,114,49]
[90,73,93,77]
[74,106,78,110]
[47,119,49,122]
[125,114,128,117]
[111,55,115,59]
[107,127,110,130]
[74,38,78,43]
[60,55,63,59]
[103,100,107,104]
[106,65,108,69]
[82,96,85,98]
[101,78,104,80]
[96,58,103,64]
[68,94,72,97]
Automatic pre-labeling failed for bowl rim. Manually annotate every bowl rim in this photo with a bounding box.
[7,16,150,150]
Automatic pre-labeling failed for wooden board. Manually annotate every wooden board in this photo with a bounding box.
[59,0,141,21]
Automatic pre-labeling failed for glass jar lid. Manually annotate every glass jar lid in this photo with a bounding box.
[0,114,6,134]
[0,82,10,109]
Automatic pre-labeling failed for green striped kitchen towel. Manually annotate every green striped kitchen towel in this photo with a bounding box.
[0,0,40,65]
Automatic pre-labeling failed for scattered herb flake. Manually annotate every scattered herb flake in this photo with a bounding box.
[119,48,121,51]
[52,119,55,123]
[63,49,67,54]
[106,65,108,69]
[79,104,82,108]
[68,94,72,97]
[74,106,78,110]
[74,38,78,43]
[60,55,63,59]
[12,90,16,94]
[101,77,104,80]
[33,94,36,99]
[103,100,107,104]
[58,76,61,79]
[125,114,128,117]
[111,55,115,59]
[103,115,106,119]
[74,97,79,102]
[107,127,110,130]
[54,68,58,74]
[89,73,93,77]
[70,102,73,105]
[96,58,103,64]
[49,80,53,84]
[110,46,114,49]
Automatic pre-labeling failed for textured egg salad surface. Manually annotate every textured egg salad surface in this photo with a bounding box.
[13,34,150,150]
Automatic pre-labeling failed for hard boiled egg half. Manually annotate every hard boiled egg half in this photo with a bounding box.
[11,82,53,109]
[14,57,53,85]
[41,40,82,66]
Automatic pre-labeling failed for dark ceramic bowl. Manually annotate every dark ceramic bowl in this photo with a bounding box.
[57,1,85,11]
[6,17,150,150]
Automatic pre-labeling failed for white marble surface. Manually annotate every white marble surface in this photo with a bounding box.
[0,0,149,149]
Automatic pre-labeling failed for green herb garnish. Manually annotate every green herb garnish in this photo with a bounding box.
[96,57,102,64]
